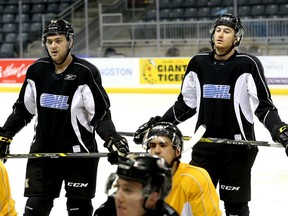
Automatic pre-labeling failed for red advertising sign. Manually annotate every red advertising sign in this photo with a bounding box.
[0,59,35,83]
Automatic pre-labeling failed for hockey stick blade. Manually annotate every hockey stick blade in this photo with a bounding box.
[199,137,283,148]
[182,124,206,153]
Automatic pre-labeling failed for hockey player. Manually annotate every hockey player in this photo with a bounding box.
[0,19,129,216]
[145,122,221,216]
[94,154,179,216]
[133,14,288,216]
[0,159,17,216]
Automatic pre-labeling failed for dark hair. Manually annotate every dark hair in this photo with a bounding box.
[210,13,244,47]
[146,122,183,152]
[42,19,74,46]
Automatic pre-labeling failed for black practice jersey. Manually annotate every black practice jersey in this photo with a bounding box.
[3,55,116,153]
[161,51,282,140]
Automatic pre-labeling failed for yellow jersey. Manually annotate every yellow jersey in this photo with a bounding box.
[165,162,221,216]
[0,161,17,216]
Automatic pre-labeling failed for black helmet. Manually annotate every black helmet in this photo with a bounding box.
[145,122,183,152]
[210,13,244,47]
[42,19,74,47]
[116,154,172,199]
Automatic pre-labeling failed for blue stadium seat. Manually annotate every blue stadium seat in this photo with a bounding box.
[31,13,44,22]
[5,33,18,43]
[184,7,198,20]
[22,4,31,13]
[170,8,185,20]
[278,4,288,16]
[238,6,252,17]
[145,10,156,21]
[4,4,18,14]
[170,0,184,8]
[0,43,15,58]
[160,0,170,9]
[209,0,222,7]
[238,0,249,5]
[264,4,279,17]
[210,7,227,18]
[15,14,30,23]
[2,14,15,23]
[160,9,171,20]
[183,0,198,7]
[262,0,276,4]
[21,23,31,33]
[251,5,265,17]
[47,3,59,14]
[197,0,209,7]
[31,3,46,13]
[2,23,18,33]
[197,7,211,19]
[247,0,262,5]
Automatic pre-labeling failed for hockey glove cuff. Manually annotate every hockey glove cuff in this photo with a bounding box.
[104,133,129,164]
[271,122,288,156]
[0,127,13,162]
[133,116,161,144]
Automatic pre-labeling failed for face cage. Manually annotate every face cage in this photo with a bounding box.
[143,135,182,153]
[143,123,183,151]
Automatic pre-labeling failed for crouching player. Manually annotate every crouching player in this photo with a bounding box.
[94,154,179,216]
[145,122,222,216]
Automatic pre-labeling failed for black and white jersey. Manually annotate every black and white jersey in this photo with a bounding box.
[161,51,282,140]
[3,55,114,153]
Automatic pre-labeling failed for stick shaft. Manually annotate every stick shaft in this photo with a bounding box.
[199,137,283,148]
[4,152,109,159]
[3,151,146,159]
[117,131,283,148]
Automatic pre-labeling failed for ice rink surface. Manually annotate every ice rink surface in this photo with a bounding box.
[1,92,288,215]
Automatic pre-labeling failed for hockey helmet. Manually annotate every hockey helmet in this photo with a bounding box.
[210,13,244,47]
[116,154,172,199]
[42,19,74,47]
[144,122,183,152]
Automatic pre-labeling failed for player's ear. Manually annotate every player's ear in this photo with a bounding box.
[68,37,74,49]
[175,147,181,157]
[145,192,160,209]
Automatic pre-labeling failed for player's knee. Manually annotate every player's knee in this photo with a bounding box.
[67,197,93,216]
[23,197,54,216]
[224,201,249,216]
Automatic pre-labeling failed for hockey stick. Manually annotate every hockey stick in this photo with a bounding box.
[182,124,206,153]
[118,128,283,148]
[118,124,207,154]
[2,152,146,159]
[198,137,283,148]
[3,152,110,159]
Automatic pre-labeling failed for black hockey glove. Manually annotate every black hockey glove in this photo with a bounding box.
[133,116,161,144]
[104,133,129,165]
[272,122,288,156]
[0,127,13,163]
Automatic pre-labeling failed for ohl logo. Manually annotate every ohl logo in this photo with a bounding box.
[203,84,231,99]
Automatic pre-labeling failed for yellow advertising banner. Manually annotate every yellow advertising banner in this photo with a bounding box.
[139,58,190,84]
